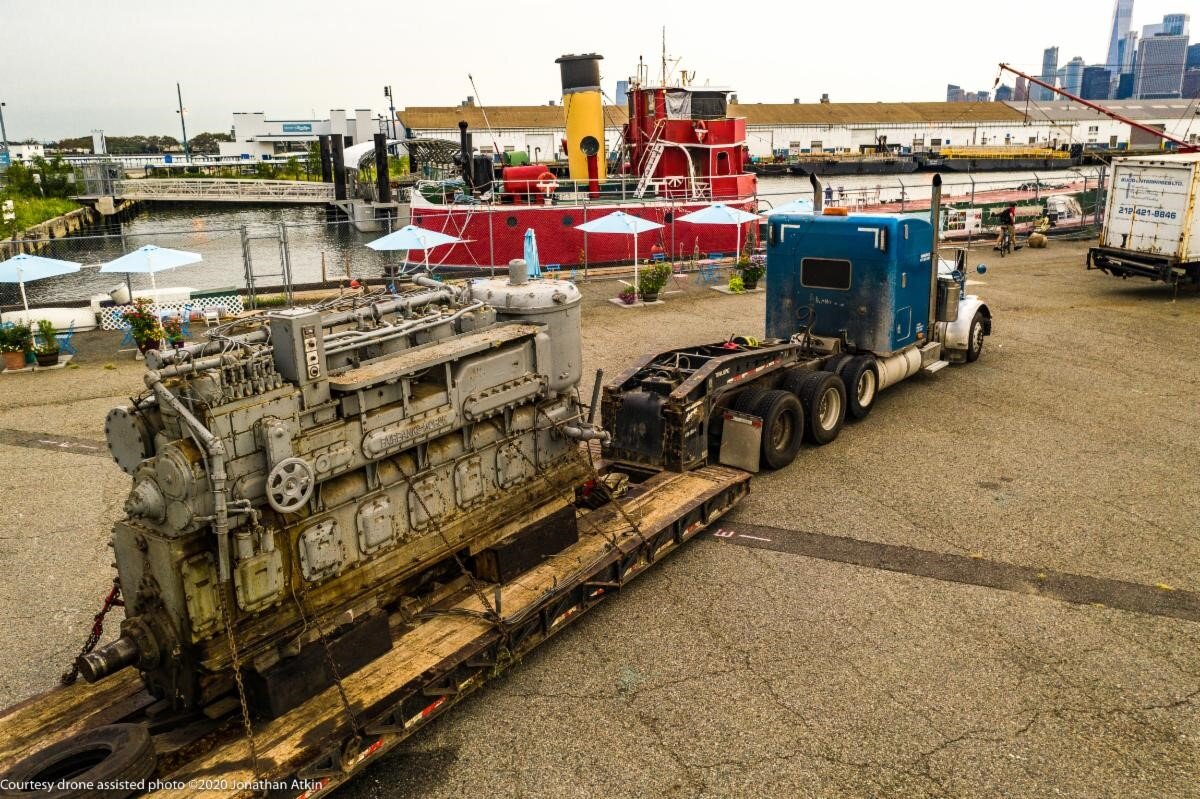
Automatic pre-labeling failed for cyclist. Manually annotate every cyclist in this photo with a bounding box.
[993,204,1021,253]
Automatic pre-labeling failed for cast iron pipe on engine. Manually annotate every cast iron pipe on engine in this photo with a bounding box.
[76,634,139,683]
[153,283,458,368]
[143,368,233,584]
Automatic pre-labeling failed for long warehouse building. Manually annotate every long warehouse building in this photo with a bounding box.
[396,100,1200,161]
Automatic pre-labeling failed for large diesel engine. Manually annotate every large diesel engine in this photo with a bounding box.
[84,268,596,717]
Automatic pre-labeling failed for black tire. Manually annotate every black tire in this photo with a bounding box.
[824,354,853,378]
[731,387,770,415]
[837,356,880,420]
[794,371,846,445]
[751,390,804,470]
[780,366,811,396]
[965,312,985,363]
[0,724,156,799]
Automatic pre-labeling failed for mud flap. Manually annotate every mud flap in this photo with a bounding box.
[718,410,762,473]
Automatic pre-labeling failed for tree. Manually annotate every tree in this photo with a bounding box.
[189,131,234,155]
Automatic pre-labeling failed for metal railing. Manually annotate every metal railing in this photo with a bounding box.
[109,178,334,203]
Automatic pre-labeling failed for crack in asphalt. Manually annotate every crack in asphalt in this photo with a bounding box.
[0,427,109,458]
[707,523,1200,623]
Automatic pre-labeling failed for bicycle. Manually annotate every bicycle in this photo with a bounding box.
[996,226,1014,258]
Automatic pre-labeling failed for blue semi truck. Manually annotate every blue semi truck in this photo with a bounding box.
[602,209,991,473]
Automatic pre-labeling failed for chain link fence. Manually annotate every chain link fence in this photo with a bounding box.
[0,166,1107,311]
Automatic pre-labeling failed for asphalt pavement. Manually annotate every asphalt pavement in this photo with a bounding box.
[0,240,1195,798]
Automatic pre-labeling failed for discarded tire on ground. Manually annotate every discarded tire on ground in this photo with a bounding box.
[0,724,156,799]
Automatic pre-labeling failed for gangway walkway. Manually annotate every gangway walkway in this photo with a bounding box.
[78,178,335,204]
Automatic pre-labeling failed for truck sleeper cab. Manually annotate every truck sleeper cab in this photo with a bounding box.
[603,212,991,474]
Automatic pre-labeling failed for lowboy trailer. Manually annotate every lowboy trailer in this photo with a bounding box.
[0,185,992,799]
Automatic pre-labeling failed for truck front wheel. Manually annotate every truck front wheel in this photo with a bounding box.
[966,312,985,363]
[794,372,846,445]
[751,390,805,470]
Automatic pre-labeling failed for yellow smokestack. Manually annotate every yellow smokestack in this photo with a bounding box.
[556,54,606,182]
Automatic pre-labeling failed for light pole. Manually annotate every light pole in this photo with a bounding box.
[175,83,190,159]
[0,102,9,165]
[383,85,396,138]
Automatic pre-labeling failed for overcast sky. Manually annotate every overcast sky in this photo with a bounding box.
[0,0,1188,140]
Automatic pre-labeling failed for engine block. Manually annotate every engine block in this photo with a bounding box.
[88,272,593,713]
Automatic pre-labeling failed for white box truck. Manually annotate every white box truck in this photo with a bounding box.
[1088,152,1200,285]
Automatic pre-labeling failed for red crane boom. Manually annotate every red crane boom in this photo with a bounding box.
[997,62,1196,153]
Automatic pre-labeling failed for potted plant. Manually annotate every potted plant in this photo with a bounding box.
[34,319,60,367]
[617,288,637,305]
[728,274,746,294]
[636,261,672,303]
[162,316,185,349]
[1,324,31,371]
[125,298,164,354]
[736,257,765,291]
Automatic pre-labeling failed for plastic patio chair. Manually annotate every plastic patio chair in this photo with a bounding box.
[177,304,192,339]
[113,311,135,348]
[54,322,76,355]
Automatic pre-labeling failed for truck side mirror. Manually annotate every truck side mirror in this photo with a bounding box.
[976,264,987,275]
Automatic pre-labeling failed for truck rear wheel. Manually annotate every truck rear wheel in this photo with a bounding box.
[824,354,853,377]
[751,390,804,470]
[794,372,846,445]
[837,356,879,420]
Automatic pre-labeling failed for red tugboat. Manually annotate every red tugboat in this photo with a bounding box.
[409,53,758,270]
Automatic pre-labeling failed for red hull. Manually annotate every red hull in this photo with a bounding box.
[410,199,758,270]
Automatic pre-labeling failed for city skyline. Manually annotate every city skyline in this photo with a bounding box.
[0,0,1192,141]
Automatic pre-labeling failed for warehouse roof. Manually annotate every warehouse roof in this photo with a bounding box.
[399,101,1032,131]
[399,105,628,130]
[1003,100,1200,121]
[399,100,1198,132]
[732,102,1027,125]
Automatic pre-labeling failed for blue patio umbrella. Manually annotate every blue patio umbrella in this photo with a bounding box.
[0,253,82,318]
[100,245,202,289]
[367,224,465,272]
[523,229,542,279]
[577,211,664,297]
[676,203,762,261]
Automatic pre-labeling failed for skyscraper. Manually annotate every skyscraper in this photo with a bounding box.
[1188,43,1200,70]
[1081,66,1113,99]
[1135,34,1188,98]
[1105,0,1134,72]
[1063,57,1086,96]
[994,84,1014,102]
[1038,46,1060,101]
[1113,30,1140,97]
[946,84,965,102]
[1161,14,1189,36]
[1014,76,1029,101]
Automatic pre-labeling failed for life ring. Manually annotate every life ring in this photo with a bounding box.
[535,171,559,194]
[694,120,708,142]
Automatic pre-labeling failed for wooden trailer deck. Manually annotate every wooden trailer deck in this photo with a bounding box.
[0,463,749,798]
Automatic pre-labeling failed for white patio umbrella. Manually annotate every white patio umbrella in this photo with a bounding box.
[676,203,762,262]
[762,198,815,216]
[99,245,202,289]
[0,253,82,319]
[576,211,664,299]
[367,224,464,273]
